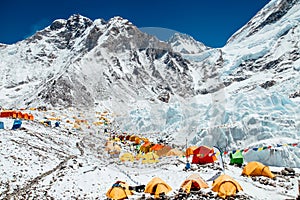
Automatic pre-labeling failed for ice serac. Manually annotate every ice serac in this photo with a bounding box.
[187,0,300,167]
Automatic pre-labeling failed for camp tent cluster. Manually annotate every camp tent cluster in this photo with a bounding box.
[106,161,276,199]
[94,110,111,126]
[0,110,34,130]
[104,132,186,164]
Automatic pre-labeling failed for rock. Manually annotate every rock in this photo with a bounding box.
[284,167,295,174]
[281,169,289,176]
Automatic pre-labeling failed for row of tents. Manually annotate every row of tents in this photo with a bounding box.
[107,162,275,199]
[0,110,34,120]
[106,135,244,166]
[110,131,244,166]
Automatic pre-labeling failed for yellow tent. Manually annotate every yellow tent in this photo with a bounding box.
[242,161,275,179]
[135,152,143,161]
[212,174,243,199]
[142,152,159,164]
[180,173,208,193]
[145,177,172,198]
[120,152,134,162]
[186,146,197,157]
[106,181,133,200]
[165,148,184,157]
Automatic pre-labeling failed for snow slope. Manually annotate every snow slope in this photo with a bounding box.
[0,108,299,199]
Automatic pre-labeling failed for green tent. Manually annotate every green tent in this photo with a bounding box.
[229,151,244,166]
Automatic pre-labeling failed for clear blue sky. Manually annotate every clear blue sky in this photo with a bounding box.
[0,0,270,47]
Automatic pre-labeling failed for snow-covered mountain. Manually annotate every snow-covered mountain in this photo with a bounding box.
[0,0,299,169]
[168,33,209,54]
[0,15,195,110]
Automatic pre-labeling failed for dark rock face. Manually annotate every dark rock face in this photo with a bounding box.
[260,80,276,89]
[289,90,300,98]
[50,20,65,30]
[66,14,93,32]
[157,91,170,103]
[85,26,103,51]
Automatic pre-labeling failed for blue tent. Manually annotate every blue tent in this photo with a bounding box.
[0,121,4,129]
[55,121,60,127]
[12,119,22,130]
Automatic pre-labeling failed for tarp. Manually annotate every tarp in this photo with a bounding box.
[11,119,22,130]
[192,146,217,164]
[180,173,208,193]
[145,177,172,198]
[106,181,133,200]
[165,148,184,157]
[212,174,243,199]
[0,121,4,129]
[242,161,275,179]
[156,145,172,157]
[229,151,244,165]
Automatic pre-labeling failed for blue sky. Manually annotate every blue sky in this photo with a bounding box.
[1,0,269,47]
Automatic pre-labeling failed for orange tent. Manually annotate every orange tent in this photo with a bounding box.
[106,181,133,200]
[0,111,13,118]
[23,113,29,120]
[242,161,275,179]
[180,173,208,193]
[134,137,141,145]
[140,142,153,153]
[129,135,137,142]
[145,177,172,198]
[212,174,243,199]
[150,144,164,152]
[186,146,197,157]
[29,114,34,120]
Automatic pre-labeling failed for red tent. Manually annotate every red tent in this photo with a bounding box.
[192,146,217,164]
